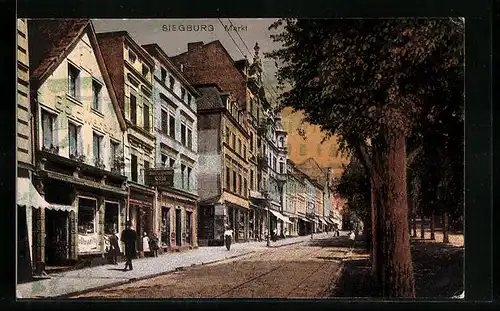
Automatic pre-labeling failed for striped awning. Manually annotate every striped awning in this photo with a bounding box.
[269,209,292,224]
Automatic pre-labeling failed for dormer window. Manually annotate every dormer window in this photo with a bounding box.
[129,50,137,63]
[142,64,149,77]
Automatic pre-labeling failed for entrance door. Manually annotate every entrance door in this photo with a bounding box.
[45,210,69,266]
[186,211,192,245]
[175,208,182,246]
[161,207,170,247]
[17,206,32,282]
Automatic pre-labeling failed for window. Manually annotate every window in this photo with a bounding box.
[144,160,150,174]
[243,145,246,160]
[41,111,54,148]
[104,202,119,235]
[169,115,175,138]
[238,139,242,155]
[68,122,78,157]
[181,87,186,101]
[110,140,119,165]
[273,157,277,170]
[93,133,102,163]
[232,134,236,150]
[142,64,149,77]
[226,166,230,190]
[244,178,248,197]
[68,63,80,99]
[131,154,138,182]
[233,171,237,193]
[129,50,137,63]
[238,174,242,195]
[143,104,150,130]
[187,167,192,190]
[187,94,192,105]
[92,80,101,111]
[187,128,192,149]
[161,110,168,134]
[169,158,175,168]
[250,132,254,152]
[169,76,175,89]
[279,137,285,148]
[250,170,254,191]
[130,94,137,125]
[78,198,97,234]
[280,162,285,174]
[181,123,186,145]
[181,164,186,189]
[161,67,167,83]
[225,127,230,144]
[161,154,168,167]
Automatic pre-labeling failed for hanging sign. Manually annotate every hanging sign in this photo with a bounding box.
[146,168,174,188]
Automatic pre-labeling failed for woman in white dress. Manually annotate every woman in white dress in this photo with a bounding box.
[142,232,150,255]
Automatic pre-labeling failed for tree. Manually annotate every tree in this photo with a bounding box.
[335,156,371,249]
[266,18,464,297]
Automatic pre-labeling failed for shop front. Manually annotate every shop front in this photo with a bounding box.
[33,151,127,272]
[226,203,249,243]
[158,190,198,251]
[128,184,156,255]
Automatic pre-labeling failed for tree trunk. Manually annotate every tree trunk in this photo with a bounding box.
[430,212,435,240]
[372,129,415,297]
[412,214,417,237]
[364,214,372,252]
[420,215,425,239]
[370,160,383,297]
[443,213,449,243]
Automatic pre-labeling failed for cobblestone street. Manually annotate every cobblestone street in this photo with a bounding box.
[71,235,354,299]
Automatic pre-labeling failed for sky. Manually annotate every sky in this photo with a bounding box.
[92,18,284,103]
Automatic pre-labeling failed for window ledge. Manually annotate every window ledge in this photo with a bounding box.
[91,108,104,118]
[66,94,83,106]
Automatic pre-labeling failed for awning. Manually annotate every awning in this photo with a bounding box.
[319,218,328,225]
[269,209,292,224]
[17,177,74,212]
[297,215,311,223]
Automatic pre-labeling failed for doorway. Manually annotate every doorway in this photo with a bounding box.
[17,206,32,282]
[161,207,170,247]
[175,208,182,246]
[186,211,192,245]
[45,209,70,266]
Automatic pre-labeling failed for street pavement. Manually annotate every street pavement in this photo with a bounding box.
[17,232,342,299]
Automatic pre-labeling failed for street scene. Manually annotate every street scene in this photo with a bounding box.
[16,18,464,299]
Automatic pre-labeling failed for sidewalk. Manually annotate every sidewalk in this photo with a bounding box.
[17,232,335,299]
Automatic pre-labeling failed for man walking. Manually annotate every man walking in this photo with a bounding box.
[121,221,137,271]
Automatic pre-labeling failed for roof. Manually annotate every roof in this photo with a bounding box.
[195,85,226,111]
[141,43,200,97]
[96,31,154,67]
[28,19,127,132]
[28,19,90,88]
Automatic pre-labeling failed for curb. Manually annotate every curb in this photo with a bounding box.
[51,250,256,299]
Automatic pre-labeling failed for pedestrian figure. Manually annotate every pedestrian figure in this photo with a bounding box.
[224,225,234,251]
[108,230,121,265]
[121,221,137,271]
[142,232,150,256]
[149,232,159,257]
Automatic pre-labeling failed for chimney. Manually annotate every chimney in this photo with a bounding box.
[188,41,204,52]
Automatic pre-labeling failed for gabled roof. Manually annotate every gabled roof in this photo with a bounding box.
[96,31,154,67]
[297,157,328,186]
[28,19,127,131]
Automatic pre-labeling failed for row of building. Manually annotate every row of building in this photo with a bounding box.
[16,19,344,279]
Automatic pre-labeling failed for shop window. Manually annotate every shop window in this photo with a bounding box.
[78,198,97,234]
[104,202,119,234]
[161,207,170,246]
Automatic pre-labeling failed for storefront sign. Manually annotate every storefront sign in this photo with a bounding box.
[146,168,174,188]
[78,233,100,253]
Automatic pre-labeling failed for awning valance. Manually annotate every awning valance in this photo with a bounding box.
[17,177,74,212]
[269,209,292,224]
